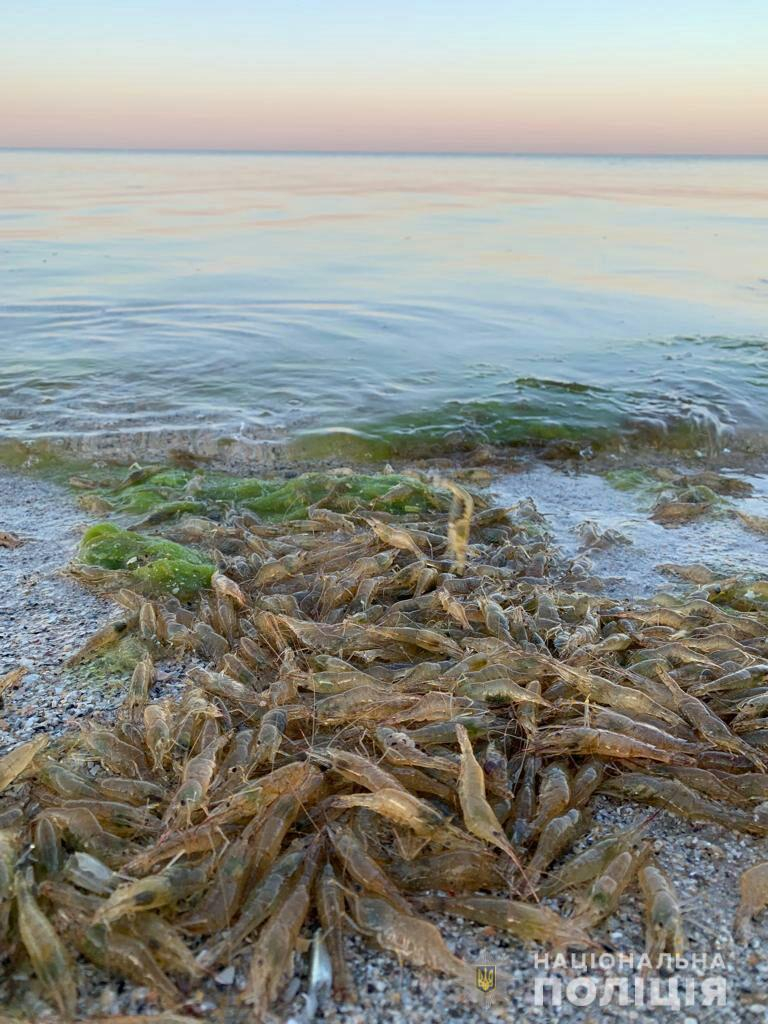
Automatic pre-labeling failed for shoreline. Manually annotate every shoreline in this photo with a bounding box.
[3,456,767,752]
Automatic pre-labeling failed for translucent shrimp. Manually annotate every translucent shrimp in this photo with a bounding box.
[526,809,587,887]
[15,867,77,1018]
[332,787,453,843]
[639,862,686,962]
[455,725,527,878]
[316,861,355,1001]
[63,615,137,668]
[201,845,308,966]
[165,736,226,827]
[602,774,767,835]
[734,861,768,941]
[349,893,474,984]
[81,727,149,779]
[423,894,595,951]
[328,824,412,914]
[33,816,63,880]
[535,726,694,766]
[571,845,650,928]
[143,702,173,771]
[243,840,322,1016]
[250,708,288,768]
[320,746,408,793]
[443,480,473,574]
[211,570,247,607]
[0,735,48,793]
[0,829,18,943]
[125,652,154,710]
[363,517,425,557]
[94,862,208,925]
[541,816,654,896]
[528,761,571,837]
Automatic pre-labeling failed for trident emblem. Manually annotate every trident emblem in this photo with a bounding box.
[475,965,496,993]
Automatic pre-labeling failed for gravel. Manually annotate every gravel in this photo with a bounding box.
[1,467,767,1023]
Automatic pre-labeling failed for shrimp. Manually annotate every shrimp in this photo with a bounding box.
[349,893,474,984]
[443,480,473,574]
[535,726,694,766]
[243,839,323,1015]
[321,747,408,794]
[332,787,454,843]
[15,867,77,1018]
[33,816,63,880]
[68,918,181,1008]
[94,862,208,925]
[424,894,595,951]
[130,911,203,979]
[458,677,551,706]
[0,665,26,697]
[603,774,767,835]
[569,759,605,809]
[250,708,288,768]
[211,569,247,607]
[63,852,120,896]
[456,725,527,879]
[734,861,768,941]
[143,702,173,771]
[540,816,655,896]
[64,615,137,667]
[201,845,308,966]
[0,829,18,944]
[526,809,587,887]
[81,727,149,779]
[165,736,226,827]
[528,761,571,837]
[0,735,48,792]
[551,663,683,726]
[572,845,650,928]
[507,754,539,849]
[363,518,426,557]
[316,861,355,1001]
[125,652,154,710]
[389,846,504,894]
[328,824,412,914]
[210,760,314,825]
[638,862,685,962]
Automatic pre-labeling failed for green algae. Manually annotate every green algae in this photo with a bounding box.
[78,523,214,597]
[75,470,450,596]
[65,635,147,693]
[603,468,660,493]
[81,468,448,524]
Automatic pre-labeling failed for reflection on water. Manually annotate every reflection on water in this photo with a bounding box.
[1,151,767,457]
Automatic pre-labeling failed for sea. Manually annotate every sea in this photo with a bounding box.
[1,150,767,464]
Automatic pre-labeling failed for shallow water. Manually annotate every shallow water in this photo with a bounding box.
[495,466,768,598]
[2,151,767,459]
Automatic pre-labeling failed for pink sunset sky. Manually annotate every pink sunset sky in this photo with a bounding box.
[3,1,767,154]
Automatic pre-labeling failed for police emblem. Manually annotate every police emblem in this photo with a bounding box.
[475,965,496,992]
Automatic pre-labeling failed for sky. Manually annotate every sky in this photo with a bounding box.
[2,1,767,154]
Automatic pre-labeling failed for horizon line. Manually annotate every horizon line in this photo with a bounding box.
[2,145,768,159]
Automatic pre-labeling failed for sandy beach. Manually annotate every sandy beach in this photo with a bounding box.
[2,460,768,1023]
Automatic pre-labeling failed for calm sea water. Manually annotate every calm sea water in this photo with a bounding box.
[1,151,767,461]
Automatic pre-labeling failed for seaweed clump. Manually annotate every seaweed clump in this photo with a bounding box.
[78,523,215,598]
[74,467,445,527]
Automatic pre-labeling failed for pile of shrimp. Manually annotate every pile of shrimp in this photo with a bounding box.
[2,469,768,1020]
